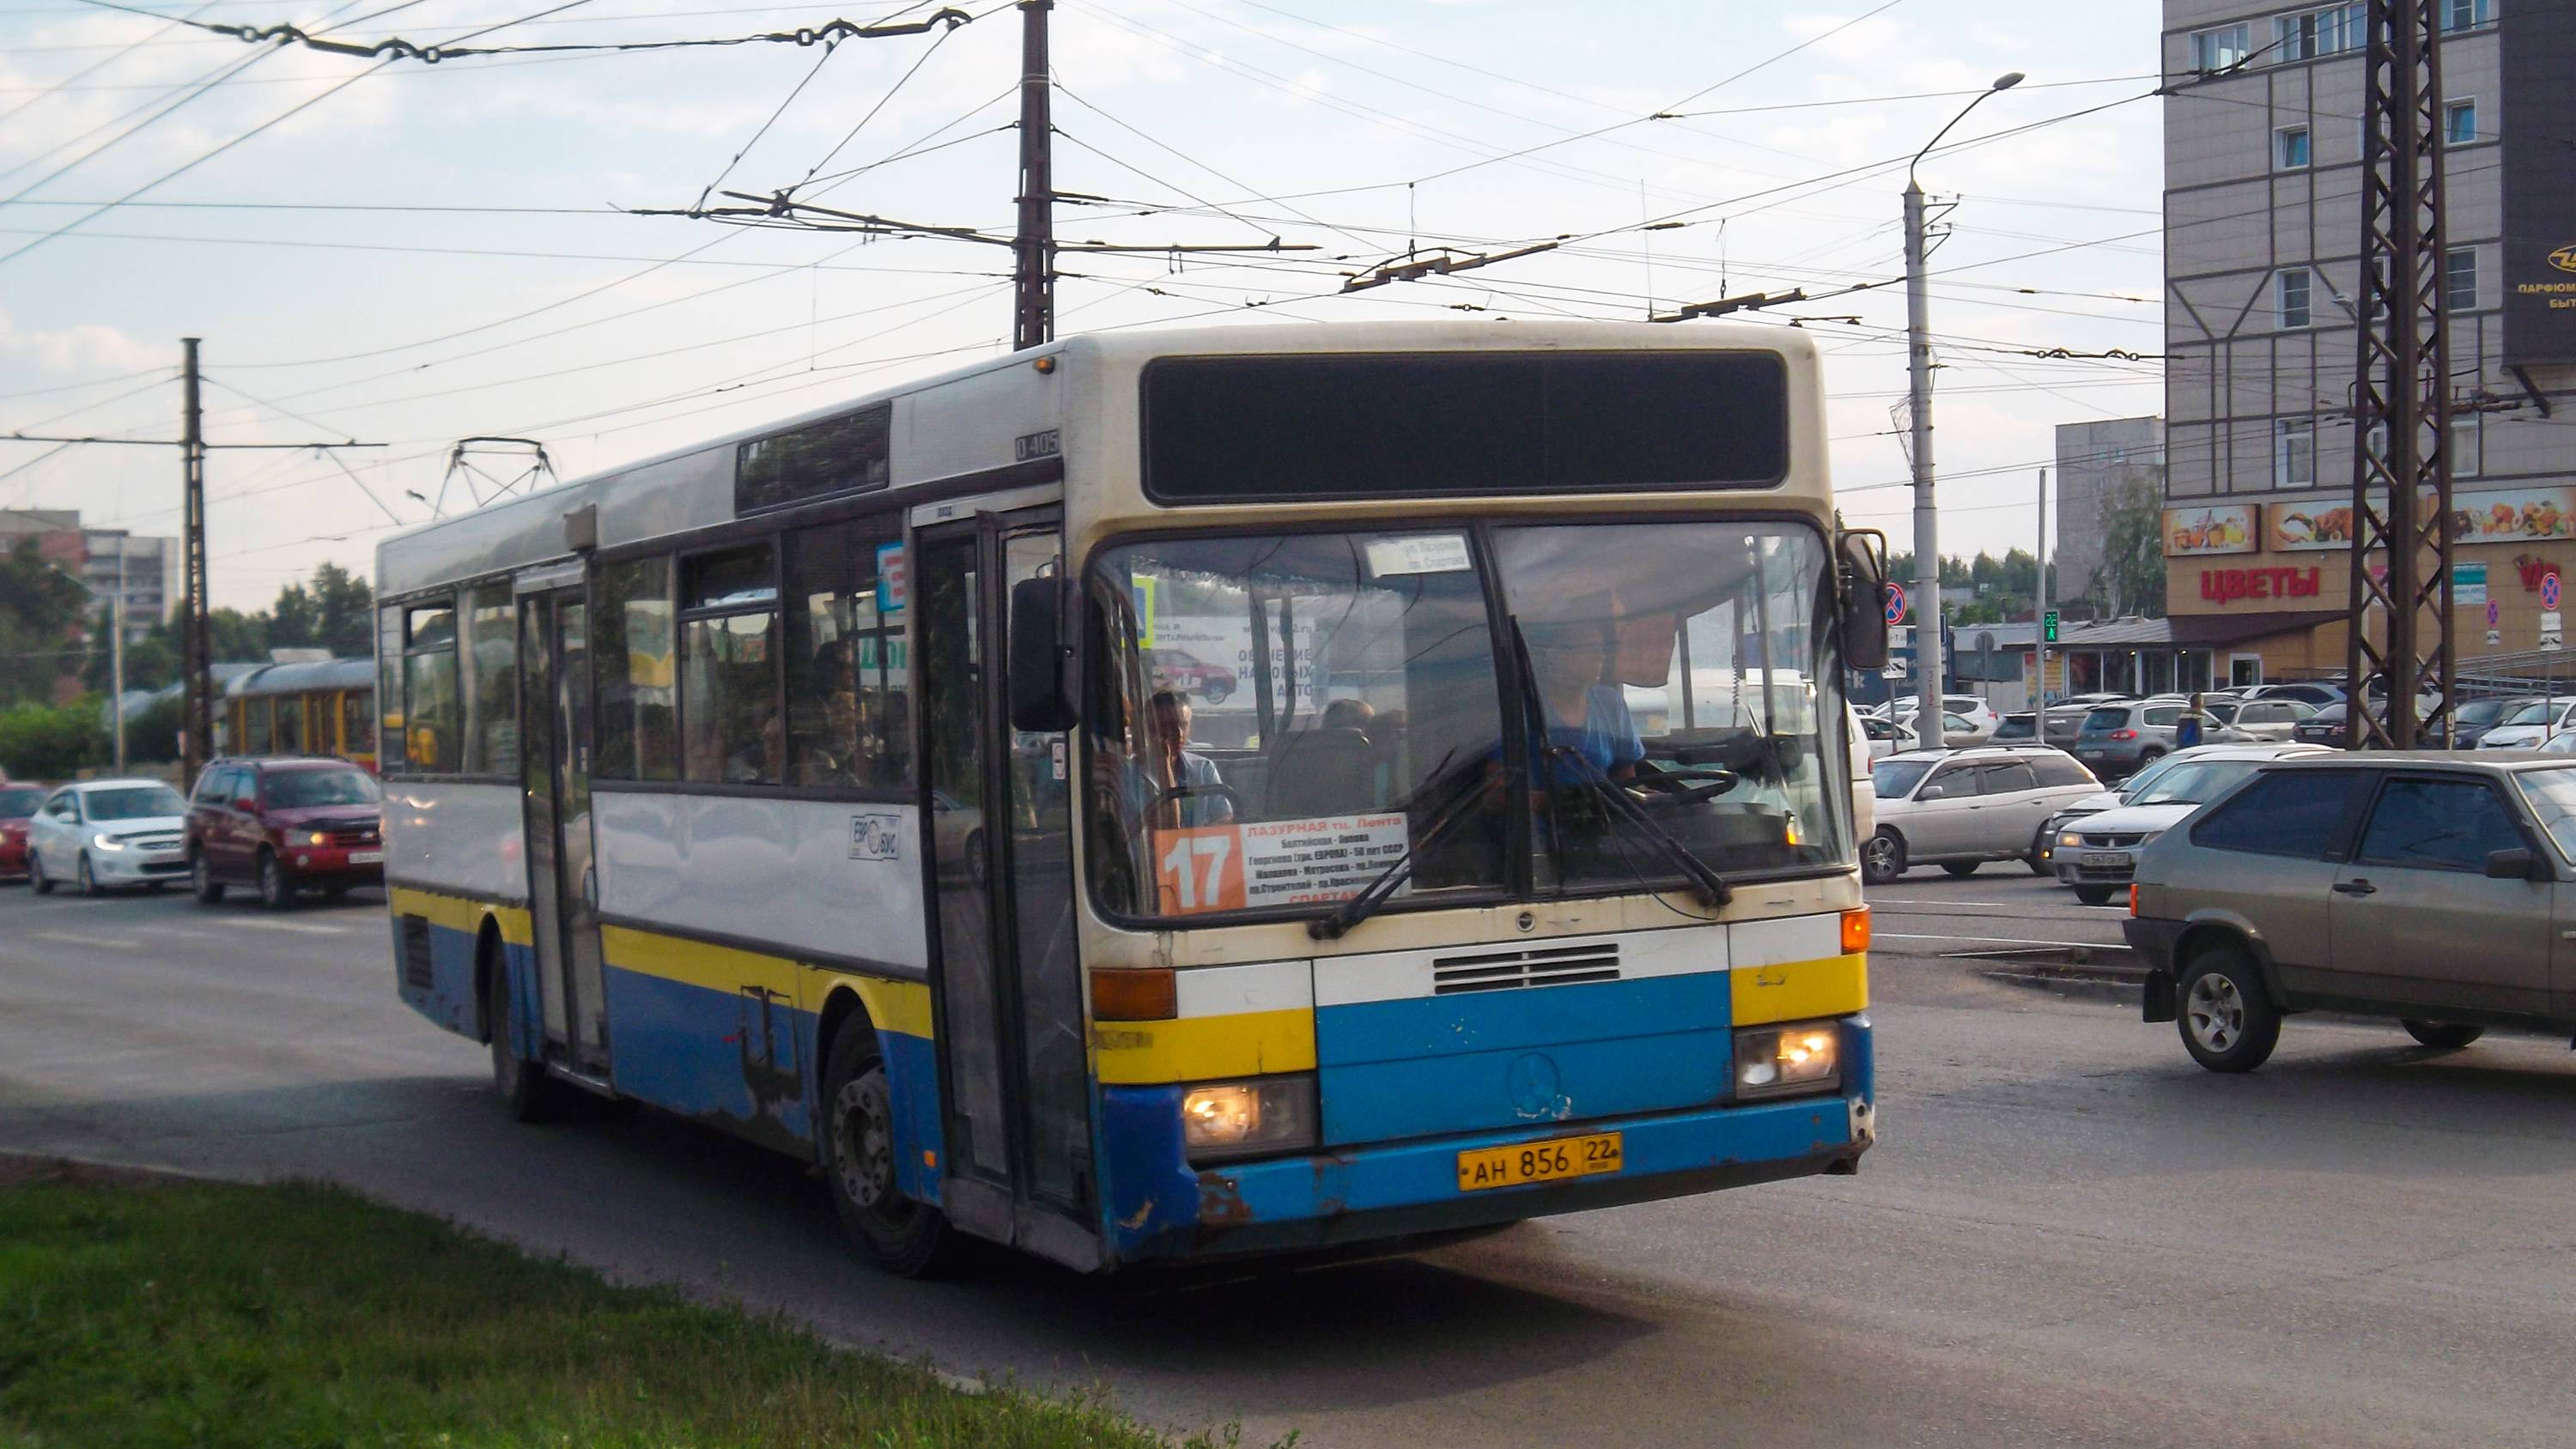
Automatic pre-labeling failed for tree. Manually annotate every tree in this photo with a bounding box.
[269,579,319,652]
[311,561,374,657]
[0,538,88,708]
[0,698,105,779]
[2099,479,2169,618]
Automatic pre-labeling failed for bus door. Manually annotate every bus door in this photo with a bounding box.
[914,512,1096,1269]
[518,584,611,1080]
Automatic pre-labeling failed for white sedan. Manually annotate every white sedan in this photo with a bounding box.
[26,778,191,896]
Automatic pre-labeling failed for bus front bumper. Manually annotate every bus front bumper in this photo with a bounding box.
[1099,1086,1874,1265]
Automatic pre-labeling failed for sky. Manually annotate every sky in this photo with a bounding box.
[0,0,2167,611]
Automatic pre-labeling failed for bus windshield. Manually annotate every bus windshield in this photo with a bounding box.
[1085,521,1848,923]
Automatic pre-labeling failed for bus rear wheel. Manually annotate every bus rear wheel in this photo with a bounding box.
[486,947,558,1122]
[819,1022,957,1278]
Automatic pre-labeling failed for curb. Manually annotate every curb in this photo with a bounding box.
[0,1151,233,1191]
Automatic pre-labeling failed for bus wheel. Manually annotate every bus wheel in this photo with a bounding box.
[486,949,557,1122]
[819,1022,957,1278]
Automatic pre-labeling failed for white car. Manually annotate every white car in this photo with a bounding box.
[1863,745,2104,883]
[2477,696,2576,749]
[2049,743,2331,905]
[2206,696,2317,741]
[26,778,192,896]
[1880,694,2004,743]
[1859,711,1983,757]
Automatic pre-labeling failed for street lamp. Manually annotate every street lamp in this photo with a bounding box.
[44,545,129,773]
[1905,70,2023,736]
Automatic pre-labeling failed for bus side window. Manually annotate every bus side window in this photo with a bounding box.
[595,555,677,782]
[464,582,519,776]
[345,689,375,757]
[377,605,407,773]
[404,599,460,772]
[786,518,910,791]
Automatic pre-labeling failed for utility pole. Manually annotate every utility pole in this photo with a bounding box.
[1010,0,1054,352]
[2035,467,2049,707]
[1904,181,1942,730]
[180,337,210,785]
[109,540,125,773]
[2344,0,2452,749]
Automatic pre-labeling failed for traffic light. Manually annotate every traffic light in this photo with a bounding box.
[2043,610,2060,644]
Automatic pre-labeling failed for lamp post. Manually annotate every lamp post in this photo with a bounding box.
[1906,70,2024,737]
[45,549,126,772]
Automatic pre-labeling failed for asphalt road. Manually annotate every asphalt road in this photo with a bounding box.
[6,873,2576,1448]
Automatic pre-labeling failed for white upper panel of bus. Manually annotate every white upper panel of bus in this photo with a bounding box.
[376,319,1826,599]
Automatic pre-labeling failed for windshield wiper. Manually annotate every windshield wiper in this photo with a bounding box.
[1309,755,1483,941]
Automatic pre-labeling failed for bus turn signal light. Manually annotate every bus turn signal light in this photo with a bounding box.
[1840,907,1871,955]
[1091,967,1176,1021]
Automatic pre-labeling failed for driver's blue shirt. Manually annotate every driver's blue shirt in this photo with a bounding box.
[1494,684,1645,777]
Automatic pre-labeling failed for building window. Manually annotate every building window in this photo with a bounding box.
[2275,125,2312,169]
[2446,246,2478,312]
[2276,268,2312,329]
[2451,415,2482,477]
[2275,5,2363,61]
[2275,419,2316,487]
[2442,0,2491,31]
[2445,100,2477,146]
[2190,23,2250,71]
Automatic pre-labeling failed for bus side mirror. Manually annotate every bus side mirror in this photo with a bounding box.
[1008,576,1076,733]
[1837,527,1891,671]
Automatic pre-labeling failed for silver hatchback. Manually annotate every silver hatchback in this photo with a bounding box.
[2126,754,2576,1072]
[1864,747,2104,883]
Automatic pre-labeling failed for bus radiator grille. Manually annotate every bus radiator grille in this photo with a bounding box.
[1431,942,1622,994]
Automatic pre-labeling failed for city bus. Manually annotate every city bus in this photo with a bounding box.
[222,658,380,772]
[375,320,1892,1276]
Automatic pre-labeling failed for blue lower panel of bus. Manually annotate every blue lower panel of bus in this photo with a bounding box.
[1100,1019,1871,1265]
[392,914,486,1040]
[602,964,818,1156]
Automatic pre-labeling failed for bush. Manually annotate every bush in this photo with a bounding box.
[120,694,185,765]
[0,698,106,781]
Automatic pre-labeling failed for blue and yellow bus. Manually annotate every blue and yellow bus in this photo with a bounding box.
[374,320,1891,1276]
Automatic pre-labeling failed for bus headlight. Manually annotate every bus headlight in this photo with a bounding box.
[1180,1076,1317,1161]
[1734,1022,1841,1100]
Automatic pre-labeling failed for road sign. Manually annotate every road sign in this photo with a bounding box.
[2544,573,2561,611]
[2042,609,2059,643]
[1881,663,1906,680]
[1884,581,1908,625]
[2488,599,2502,628]
[2544,609,2563,650]
[2488,628,2505,647]
[2454,562,2488,609]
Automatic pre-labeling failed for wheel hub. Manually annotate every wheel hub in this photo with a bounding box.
[2186,975,2243,1052]
[833,1071,896,1210]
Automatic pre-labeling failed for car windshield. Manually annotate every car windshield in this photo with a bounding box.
[2204,702,2240,724]
[1873,759,1934,798]
[1084,522,1852,922]
[2118,752,2188,798]
[2129,759,2262,806]
[0,785,45,816]
[265,768,380,808]
[83,785,186,821]
[2081,707,2129,731]
[2456,699,2514,725]
[2505,700,2558,726]
[1993,716,2035,739]
[2513,767,2576,862]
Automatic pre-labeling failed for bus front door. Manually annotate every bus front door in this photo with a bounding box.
[519,586,611,1080]
[915,513,1097,1270]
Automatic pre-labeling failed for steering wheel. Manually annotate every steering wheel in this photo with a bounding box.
[1629,765,1739,806]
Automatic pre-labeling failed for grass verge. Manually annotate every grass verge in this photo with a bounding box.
[0,1170,1263,1448]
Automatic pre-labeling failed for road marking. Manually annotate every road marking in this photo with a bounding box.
[212,917,349,935]
[1880,931,2130,951]
[27,931,146,950]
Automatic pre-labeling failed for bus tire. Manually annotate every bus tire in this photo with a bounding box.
[191,850,226,906]
[818,1021,957,1278]
[486,943,558,1123]
[258,849,297,912]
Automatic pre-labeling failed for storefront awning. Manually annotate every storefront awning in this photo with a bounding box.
[2166,610,2340,648]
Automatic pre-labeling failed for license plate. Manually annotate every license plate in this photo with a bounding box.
[349,851,384,864]
[1456,1131,1624,1191]
[2076,748,2104,757]
[2082,852,2129,867]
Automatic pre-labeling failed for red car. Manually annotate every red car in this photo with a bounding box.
[0,782,45,882]
[185,756,385,910]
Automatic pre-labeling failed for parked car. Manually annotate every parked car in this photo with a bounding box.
[2208,697,2318,742]
[2292,700,2348,746]
[2036,747,2217,870]
[0,781,46,882]
[1992,706,2090,749]
[1882,695,2004,742]
[2239,682,2346,709]
[2128,753,2576,1072]
[2429,696,2535,750]
[2050,743,2332,905]
[25,778,191,895]
[2072,698,2190,779]
[185,757,384,909]
[1862,746,2103,883]
[2478,696,2576,749]
[1861,711,1981,756]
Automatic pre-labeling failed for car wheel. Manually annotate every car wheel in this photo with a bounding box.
[2073,885,2117,906]
[963,828,987,887]
[2026,828,2052,876]
[258,849,296,912]
[28,849,52,894]
[1200,682,1231,705]
[191,850,226,906]
[76,852,99,897]
[1941,861,1979,877]
[1861,829,1906,885]
[2402,1020,2485,1050]
[2177,944,2281,1072]
[485,943,562,1122]
[817,1019,958,1277]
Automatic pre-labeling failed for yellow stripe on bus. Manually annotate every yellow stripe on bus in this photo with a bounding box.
[1729,952,1868,1026]
[835,974,934,1040]
[599,925,799,997]
[387,886,532,946]
[1091,1009,1316,1084]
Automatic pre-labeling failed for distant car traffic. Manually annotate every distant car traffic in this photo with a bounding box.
[1876,695,2003,743]
[1861,711,1980,756]
[1862,746,2101,883]
[2050,743,2330,905]
[0,782,46,882]
[2432,696,2535,750]
[2476,696,2576,749]
[25,779,191,895]
[2036,746,2221,871]
[186,757,385,910]
[2239,682,2345,709]
[1992,706,2090,749]
[2128,753,2576,1072]
[2072,699,2190,779]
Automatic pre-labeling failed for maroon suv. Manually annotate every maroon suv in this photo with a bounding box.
[187,757,385,910]
[0,782,45,882]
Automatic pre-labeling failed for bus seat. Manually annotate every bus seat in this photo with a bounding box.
[1264,727,1376,819]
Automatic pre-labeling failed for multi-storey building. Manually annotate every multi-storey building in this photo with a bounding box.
[79,530,173,642]
[2161,0,2576,684]
[2053,416,2166,616]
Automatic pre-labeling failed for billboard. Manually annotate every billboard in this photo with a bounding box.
[2502,0,2576,364]
[2160,503,2258,556]
[2264,500,2358,552]
[2448,485,2576,543]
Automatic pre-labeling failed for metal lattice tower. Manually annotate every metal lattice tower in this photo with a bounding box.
[2344,0,2455,749]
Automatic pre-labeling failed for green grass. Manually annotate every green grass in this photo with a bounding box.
[0,1172,1265,1449]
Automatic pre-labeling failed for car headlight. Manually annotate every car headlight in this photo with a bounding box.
[307,831,329,846]
[2058,832,2085,848]
[1735,1021,1842,1100]
[1180,1076,1317,1161]
[90,832,126,852]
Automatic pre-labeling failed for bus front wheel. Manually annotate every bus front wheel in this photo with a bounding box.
[819,1022,958,1278]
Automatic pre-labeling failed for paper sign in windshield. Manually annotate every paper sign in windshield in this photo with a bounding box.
[1364,534,1471,577]
[1153,813,1412,914]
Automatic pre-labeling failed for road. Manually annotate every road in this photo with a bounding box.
[6,870,2576,1447]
